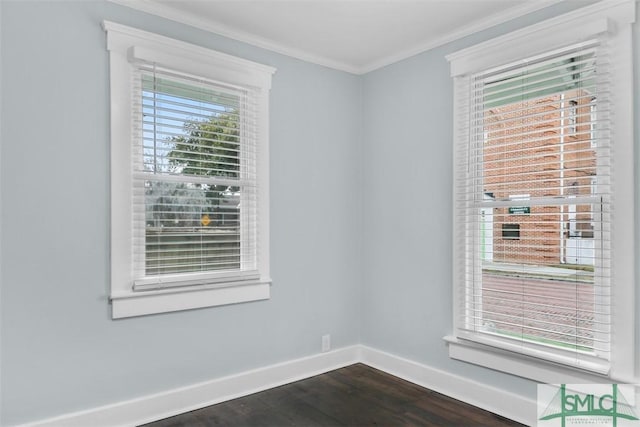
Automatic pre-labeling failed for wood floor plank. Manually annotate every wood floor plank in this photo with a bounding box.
[290,378,411,426]
[407,393,517,427]
[255,384,344,426]
[141,363,524,427]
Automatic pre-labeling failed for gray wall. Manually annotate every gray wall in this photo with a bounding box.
[0,0,637,426]
[0,1,362,425]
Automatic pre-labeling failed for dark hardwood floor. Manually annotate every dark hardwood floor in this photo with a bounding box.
[142,363,524,427]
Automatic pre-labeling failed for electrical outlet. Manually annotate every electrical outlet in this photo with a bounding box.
[321,334,331,352]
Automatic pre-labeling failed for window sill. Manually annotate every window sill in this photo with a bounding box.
[444,335,611,384]
[111,280,271,319]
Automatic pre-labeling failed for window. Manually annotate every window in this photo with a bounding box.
[501,224,520,240]
[446,1,634,382]
[105,22,275,318]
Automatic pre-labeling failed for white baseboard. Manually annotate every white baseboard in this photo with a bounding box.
[17,345,535,427]
[19,346,361,427]
[359,345,536,426]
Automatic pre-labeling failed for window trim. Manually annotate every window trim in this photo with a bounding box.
[104,21,275,318]
[445,0,635,383]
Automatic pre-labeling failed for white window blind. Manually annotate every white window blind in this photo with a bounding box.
[454,38,612,373]
[131,63,260,291]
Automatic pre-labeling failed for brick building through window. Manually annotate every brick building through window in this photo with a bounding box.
[483,89,596,266]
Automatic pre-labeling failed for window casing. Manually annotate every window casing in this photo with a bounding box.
[446,1,635,383]
[105,22,275,318]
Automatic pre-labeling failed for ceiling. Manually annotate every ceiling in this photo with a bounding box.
[112,0,564,74]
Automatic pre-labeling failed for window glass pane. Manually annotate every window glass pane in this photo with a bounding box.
[480,270,597,351]
[483,93,597,199]
[144,180,241,275]
[500,223,520,240]
[141,73,241,179]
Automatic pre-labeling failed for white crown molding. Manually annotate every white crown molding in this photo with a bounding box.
[14,345,535,427]
[107,0,362,74]
[108,0,566,75]
[358,0,565,74]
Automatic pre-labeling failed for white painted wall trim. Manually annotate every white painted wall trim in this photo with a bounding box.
[359,345,536,426]
[107,0,361,74]
[17,346,361,427]
[446,0,635,76]
[107,0,563,75]
[15,345,538,427]
[358,0,563,74]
